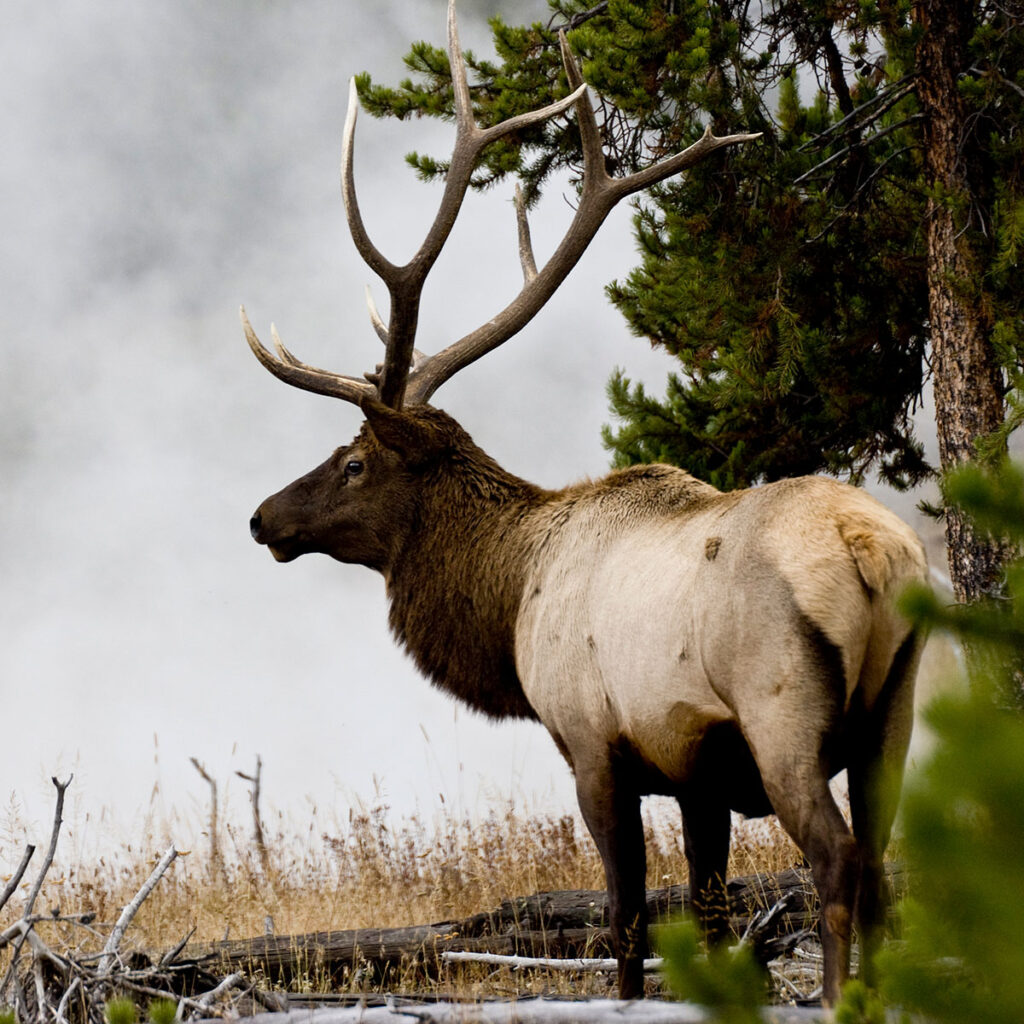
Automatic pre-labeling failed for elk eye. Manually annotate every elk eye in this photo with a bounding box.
[345,459,364,477]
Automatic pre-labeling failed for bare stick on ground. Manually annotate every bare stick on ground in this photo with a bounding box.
[99,844,180,974]
[441,951,665,973]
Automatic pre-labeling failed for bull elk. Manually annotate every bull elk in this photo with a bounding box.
[243,1,927,1005]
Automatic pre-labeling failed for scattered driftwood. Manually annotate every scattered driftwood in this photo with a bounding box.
[0,775,906,1022]
[0,778,262,1023]
[440,952,666,973]
[195,865,905,986]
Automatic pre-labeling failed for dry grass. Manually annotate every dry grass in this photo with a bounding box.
[0,782,807,1001]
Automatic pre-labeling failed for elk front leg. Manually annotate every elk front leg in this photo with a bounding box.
[575,762,648,999]
[678,794,731,946]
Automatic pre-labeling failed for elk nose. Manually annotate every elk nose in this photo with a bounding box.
[249,510,263,541]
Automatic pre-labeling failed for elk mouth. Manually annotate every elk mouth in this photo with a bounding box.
[250,509,304,562]
[267,540,301,563]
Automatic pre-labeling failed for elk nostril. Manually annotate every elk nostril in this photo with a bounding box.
[249,511,262,540]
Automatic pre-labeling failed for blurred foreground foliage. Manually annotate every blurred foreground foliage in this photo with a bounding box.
[879,459,1024,1021]
[657,918,765,1024]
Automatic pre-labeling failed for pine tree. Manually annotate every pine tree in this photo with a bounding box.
[359,0,1023,625]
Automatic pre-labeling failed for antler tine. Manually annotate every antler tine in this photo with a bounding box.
[514,186,538,284]
[609,123,763,202]
[341,78,396,284]
[365,285,428,366]
[447,0,473,131]
[368,0,587,408]
[557,30,607,187]
[365,285,389,344]
[240,307,373,404]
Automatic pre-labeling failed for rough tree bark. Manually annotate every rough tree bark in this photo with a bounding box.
[916,0,1015,608]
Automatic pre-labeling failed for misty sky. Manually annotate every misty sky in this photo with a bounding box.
[1,0,948,861]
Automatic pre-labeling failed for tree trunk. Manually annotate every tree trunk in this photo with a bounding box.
[915,0,1014,610]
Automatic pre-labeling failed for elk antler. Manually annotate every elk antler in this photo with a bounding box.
[243,0,760,409]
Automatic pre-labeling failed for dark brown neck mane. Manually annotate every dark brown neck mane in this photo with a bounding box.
[384,432,545,721]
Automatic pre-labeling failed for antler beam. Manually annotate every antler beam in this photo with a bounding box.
[243,0,760,410]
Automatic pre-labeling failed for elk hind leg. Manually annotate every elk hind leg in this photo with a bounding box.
[775,771,858,1005]
[743,723,859,1006]
[848,630,922,988]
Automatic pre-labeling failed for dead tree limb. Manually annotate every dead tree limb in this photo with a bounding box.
[236,756,270,876]
[0,844,35,916]
[191,757,227,883]
[99,844,180,974]
[440,951,664,973]
[1,776,72,1005]
[23,776,72,918]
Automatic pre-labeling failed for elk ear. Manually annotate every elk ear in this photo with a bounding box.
[360,397,448,465]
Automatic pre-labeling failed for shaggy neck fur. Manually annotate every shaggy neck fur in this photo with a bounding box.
[384,431,546,721]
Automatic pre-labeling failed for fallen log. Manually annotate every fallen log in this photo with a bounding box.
[192,865,905,984]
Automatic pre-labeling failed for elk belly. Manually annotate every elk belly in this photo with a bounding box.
[516,519,737,783]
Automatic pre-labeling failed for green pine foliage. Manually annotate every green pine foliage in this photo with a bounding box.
[358,0,1023,491]
[878,460,1024,1020]
[834,979,887,1024]
[656,918,766,1023]
[879,682,1024,1022]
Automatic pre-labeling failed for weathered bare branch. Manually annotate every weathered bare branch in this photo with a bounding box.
[797,76,917,152]
[0,844,36,915]
[190,757,226,883]
[236,755,270,875]
[23,776,71,919]
[54,975,81,1024]
[441,951,664,973]
[99,844,179,974]
[195,971,245,1011]
[793,114,924,185]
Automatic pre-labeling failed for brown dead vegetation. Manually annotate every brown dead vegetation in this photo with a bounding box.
[0,772,809,1010]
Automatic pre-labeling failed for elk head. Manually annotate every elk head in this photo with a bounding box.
[249,399,459,572]
[244,0,759,571]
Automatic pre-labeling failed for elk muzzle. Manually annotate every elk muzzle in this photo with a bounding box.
[249,510,263,540]
[249,501,303,562]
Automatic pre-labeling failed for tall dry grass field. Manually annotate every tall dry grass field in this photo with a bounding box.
[0,782,807,999]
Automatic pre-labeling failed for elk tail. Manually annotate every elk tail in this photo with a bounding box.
[837,515,928,600]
